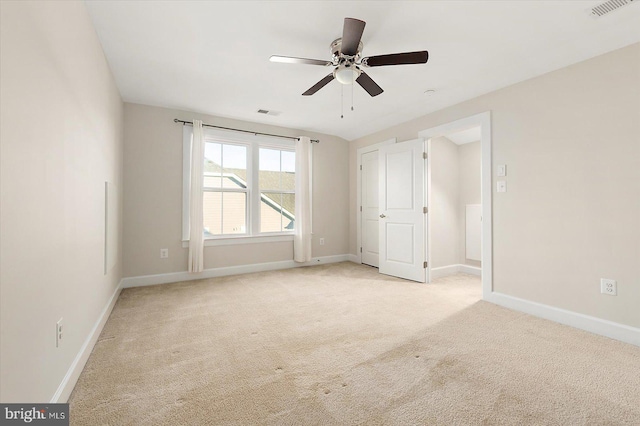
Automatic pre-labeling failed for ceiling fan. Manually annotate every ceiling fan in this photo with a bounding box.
[270,18,429,97]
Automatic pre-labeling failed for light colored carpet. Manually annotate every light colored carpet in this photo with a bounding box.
[69,262,640,425]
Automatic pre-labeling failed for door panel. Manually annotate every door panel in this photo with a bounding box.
[361,151,379,267]
[385,150,414,209]
[379,139,425,282]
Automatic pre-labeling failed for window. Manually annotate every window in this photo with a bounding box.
[183,127,296,243]
[203,142,248,237]
[259,148,296,233]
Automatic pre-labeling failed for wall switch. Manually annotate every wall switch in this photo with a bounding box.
[319,238,325,246]
[160,248,169,259]
[497,181,507,193]
[497,164,507,177]
[56,318,63,347]
[600,279,617,296]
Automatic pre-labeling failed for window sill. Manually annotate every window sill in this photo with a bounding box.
[182,234,294,247]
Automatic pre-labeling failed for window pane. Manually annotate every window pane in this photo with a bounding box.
[260,192,295,232]
[282,194,296,221]
[282,150,295,172]
[259,148,281,190]
[203,192,222,236]
[222,192,246,234]
[203,174,221,188]
[203,191,247,236]
[204,143,247,189]
[281,150,295,191]
[221,175,246,189]
[204,143,222,188]
[204,142,222,166]
[260,192,282,233]
[222,144,247,188]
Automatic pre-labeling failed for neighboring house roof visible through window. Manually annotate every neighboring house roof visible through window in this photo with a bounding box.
[204,159,294,231]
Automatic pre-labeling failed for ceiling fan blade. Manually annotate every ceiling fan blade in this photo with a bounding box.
[270,55,332,66]
[341,18,366,56]
[302,73,335,96]
[356,71,383,97]
[363,51,429,67]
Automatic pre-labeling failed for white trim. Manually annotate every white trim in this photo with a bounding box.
[121,255,351,288]
[182,234,294,248]
[429,264,459,280]
[50,279,124,403]
[356,138,396,264]
[430,264,482,280]
[418,111,492,298]
[459,264,482,276]
[486,292,640,348]
[425,138,432,283]
[347,254,359,263]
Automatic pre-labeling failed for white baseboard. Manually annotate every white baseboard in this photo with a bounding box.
[347,254,359,264]
[50,279,123,403]
[430,264,481,279]
[485,292,640,347]
[121,254,352,288]
[459,264,482,276]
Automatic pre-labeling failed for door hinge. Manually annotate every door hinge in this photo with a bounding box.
[423,152,428,159]
[360,165,362,170]
[360,247,363,253]
[423,207,428,214]
[360,206,362,212]
[423,261,428,268]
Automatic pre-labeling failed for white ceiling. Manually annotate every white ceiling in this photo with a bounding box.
[85,1,640,141]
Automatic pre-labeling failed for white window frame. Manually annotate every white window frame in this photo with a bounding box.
[182,126,296,246]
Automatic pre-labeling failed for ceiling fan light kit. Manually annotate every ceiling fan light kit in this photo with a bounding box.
[270,17,429,99]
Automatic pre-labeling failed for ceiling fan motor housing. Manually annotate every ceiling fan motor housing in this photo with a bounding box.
[330,38,363,84]
[271,18,427,97]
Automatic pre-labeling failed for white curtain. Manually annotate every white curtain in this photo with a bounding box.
[294,136,312,262]
[188,120,204,272]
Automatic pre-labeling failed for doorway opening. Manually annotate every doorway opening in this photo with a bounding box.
[419,112,492,298]
[427,128,482,279]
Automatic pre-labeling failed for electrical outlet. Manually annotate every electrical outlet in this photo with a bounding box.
[600,279,617,296]
[319,238,325,246]
[56,318,63,347]
[160,248,169,259]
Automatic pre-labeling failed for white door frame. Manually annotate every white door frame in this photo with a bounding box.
[356,138,396,264]
[418,111,493,299]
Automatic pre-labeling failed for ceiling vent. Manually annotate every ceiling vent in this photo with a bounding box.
[588,0,635,18]
[256,109,281,116]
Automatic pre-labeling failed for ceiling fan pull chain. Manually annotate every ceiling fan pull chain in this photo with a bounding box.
[341,84,344,119]
[351,77,354,111]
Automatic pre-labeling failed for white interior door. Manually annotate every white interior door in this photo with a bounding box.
[379,139,426,282]
[361,150,379,267]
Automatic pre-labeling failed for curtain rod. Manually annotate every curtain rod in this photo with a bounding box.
[174,119,319,143]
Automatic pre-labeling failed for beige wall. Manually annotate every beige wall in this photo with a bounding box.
[350,43,640,328]
[430,137,460,268]
[0,1,124,402]
[123,103,349,277]
[458,141,481,267]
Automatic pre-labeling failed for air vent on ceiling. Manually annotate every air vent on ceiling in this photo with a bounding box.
[588,0,635,18]
[256,109,281,116]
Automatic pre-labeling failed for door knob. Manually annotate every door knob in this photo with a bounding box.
[379,214,386,218]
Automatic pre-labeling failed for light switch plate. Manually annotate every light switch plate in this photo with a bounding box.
[497,164,507,177]
[497,181,507,193]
